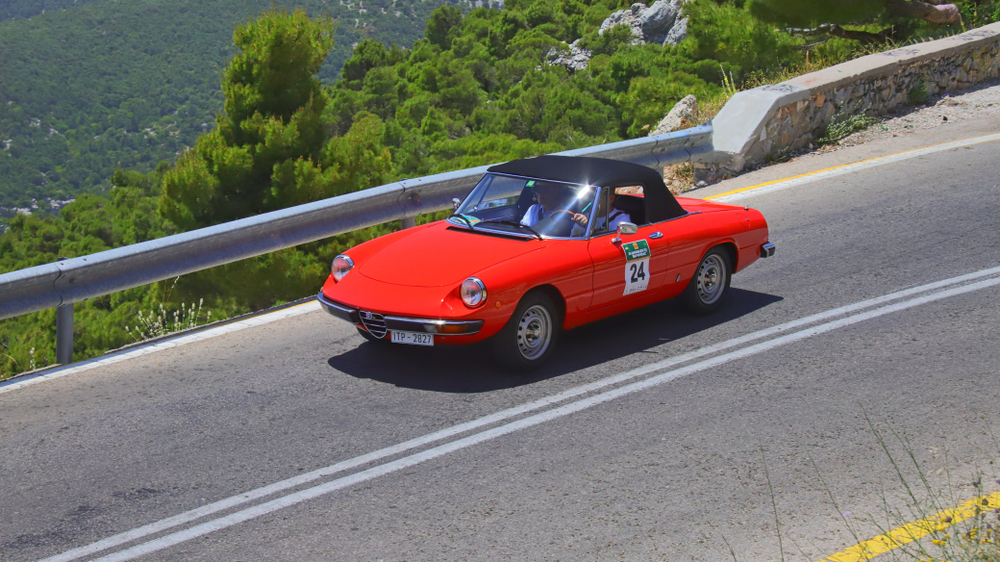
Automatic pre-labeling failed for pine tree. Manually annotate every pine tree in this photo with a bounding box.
[159,8,335,230]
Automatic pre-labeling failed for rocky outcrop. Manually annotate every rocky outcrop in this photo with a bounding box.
[599,1,688,47]
[650,94,698,135]
[546,1,688,72]
[545,40,593,72]
[651,94,700,194]
[664,16,687,46]
[467,0,504,8]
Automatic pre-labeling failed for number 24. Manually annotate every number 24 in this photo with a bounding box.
[629,262,646,283]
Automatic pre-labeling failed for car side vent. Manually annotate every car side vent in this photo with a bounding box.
[359,311,387,339]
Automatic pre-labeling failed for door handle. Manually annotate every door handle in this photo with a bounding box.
[648,232,663,239]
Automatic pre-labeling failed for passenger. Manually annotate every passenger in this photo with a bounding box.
[575,190,631,233]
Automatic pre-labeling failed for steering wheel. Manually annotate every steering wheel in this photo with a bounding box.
[535,209,583,237]
[549,209,577,220]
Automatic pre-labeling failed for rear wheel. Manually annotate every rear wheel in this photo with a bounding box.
[682,247,732,315]
[493,291,561,371]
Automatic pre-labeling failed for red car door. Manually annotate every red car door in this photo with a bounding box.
[587,222,672,310]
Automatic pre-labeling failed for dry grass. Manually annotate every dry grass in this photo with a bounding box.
[663,162,696,194]
[125,299,211,342]
[797,414,1000,562]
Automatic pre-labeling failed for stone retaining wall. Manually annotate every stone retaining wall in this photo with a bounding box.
[696,22,1000,182]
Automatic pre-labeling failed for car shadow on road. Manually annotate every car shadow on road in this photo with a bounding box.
[326,287,782,393]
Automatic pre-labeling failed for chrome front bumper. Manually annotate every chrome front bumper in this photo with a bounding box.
[760,242,776,258]
[317,292,484,336]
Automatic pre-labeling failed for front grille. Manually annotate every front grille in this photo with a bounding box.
[359,311,387,339]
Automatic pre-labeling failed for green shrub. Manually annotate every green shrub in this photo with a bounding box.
[684,0,804,82]
[909,78,929,105]
[818,113,880,144]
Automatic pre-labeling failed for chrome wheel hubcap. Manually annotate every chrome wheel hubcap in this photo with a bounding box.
[516,305,552,360]
[696,254,726,305]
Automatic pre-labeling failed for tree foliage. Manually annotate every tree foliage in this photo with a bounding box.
[160,9,335,229]
[158,9,395,312]
[748,0,885,27]
[749,0,968,43]
[0,0,469,209]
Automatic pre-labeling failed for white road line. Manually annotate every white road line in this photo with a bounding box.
[38,266,1000,562]
[0,302,321,395]
[711,133,1000,203]
[86,275,1000,562]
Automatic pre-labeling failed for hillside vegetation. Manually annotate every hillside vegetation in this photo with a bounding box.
[1,0,996,379]
[1,0,103,22]
[0,0,482,209]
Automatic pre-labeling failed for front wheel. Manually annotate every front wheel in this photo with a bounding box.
[492,291,561,372]
[682,247,732,315]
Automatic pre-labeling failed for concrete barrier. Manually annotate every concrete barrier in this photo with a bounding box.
[697,22,1000,181]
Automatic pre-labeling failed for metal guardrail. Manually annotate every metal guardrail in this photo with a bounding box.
[0,123,713,364]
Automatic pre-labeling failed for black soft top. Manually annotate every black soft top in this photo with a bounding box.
[487,155,685,223]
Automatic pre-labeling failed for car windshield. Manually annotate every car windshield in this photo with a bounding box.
[448,173,598,239]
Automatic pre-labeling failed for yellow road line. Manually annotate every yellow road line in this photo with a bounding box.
[818,492,1000,562]
[705,133,1000,201]
[706,162,862,200]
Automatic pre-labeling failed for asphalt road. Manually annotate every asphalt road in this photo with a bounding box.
[2,118,1000,562]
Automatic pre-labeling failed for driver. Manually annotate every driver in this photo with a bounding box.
[521,183,589,228]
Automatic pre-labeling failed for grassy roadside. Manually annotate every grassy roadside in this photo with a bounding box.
[757,413,1000,562]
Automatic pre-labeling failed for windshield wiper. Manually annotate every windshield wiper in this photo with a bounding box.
[477,218,543,240]
[449,213,475,230]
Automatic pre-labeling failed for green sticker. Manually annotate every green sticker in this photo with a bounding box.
[526,180,536,187]
[622,240,650,262]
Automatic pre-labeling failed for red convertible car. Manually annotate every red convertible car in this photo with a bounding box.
[318,155,774,370]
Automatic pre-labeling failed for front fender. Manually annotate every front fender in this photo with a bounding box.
[475,241,594,330]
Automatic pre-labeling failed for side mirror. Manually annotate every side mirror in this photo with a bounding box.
[452,198,461,210]
[611,221,638,244]
[617,222,638,235]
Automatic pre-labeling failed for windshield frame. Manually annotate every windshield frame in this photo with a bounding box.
[447,172,601,241]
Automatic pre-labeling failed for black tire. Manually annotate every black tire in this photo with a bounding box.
[356,327,388,343]
[492,290,561,372]
[682,247,732,316]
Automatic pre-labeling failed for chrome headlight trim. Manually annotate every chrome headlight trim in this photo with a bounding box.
[332,255,355,282]
[460,277,488,308]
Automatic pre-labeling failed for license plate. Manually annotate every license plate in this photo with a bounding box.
[390,331,434,346]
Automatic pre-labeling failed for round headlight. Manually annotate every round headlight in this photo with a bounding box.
[460,277,488,308]
[331,255,354,282]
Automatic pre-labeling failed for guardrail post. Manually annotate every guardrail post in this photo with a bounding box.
[56,303,73,365]
[401,217,416,229]
[55,256,73,365]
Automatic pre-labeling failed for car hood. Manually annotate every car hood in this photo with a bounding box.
[359,223,548,287]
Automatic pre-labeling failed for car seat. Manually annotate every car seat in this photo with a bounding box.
[513,188,536,221]
[612,195,646,225]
